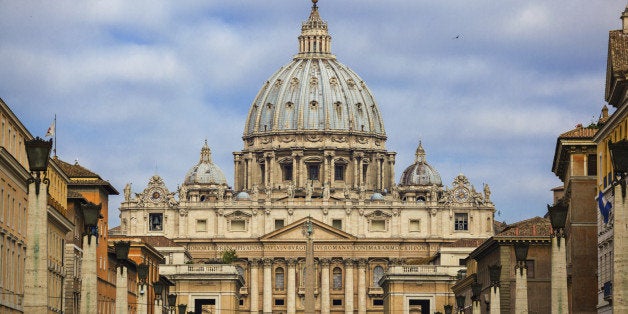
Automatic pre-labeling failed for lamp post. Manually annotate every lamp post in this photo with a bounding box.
[455,295,466,313]
[23,137,52,312]
[608,139,628,313]
[548,201,569,314]
[514,242,529,314]
[79,202,102,314]
[471,281,482,314]
[167,294,177,314]
[137,263,149,314]
[114,241,131,314]
[153,281,164,314]
[488,264,501,314]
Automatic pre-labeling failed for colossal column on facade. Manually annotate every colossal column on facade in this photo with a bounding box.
[250,259,260,314]
[263,258,273,314]
[344,259,354,314]
[287,258,298,314]
[320,258,331,314]
[357,259,367,314]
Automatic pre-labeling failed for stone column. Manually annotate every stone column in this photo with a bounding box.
[263,258,273,314]
[24,180,49,312]
[614,182,628,312]
[250,259,260,314]
[515,266,528,314]
[490,287,500,314]
[472,300,481,314]
[357,259,367,314]
[287,259,297,314]
[79,234,98,314]
[116,267,129,314]
[320,259,331,314]
[344,259,354,314]
[551,236,568,314]
[137,287,148,314]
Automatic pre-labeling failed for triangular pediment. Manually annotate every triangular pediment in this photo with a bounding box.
[261,217,357,241]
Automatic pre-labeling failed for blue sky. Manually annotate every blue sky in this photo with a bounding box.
[0,0,622,227]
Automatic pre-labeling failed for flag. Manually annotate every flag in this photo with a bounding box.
[597,191,612,224]
[45,120,55,137]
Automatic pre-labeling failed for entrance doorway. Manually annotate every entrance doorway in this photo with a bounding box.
[194,299,216,314]
[409,299,430,314]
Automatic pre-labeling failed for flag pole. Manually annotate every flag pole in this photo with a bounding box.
[53,114,57,157]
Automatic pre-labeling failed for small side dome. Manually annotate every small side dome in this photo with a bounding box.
[183,141,228,186]
[400,142,442,186]
[370,192,384,201]
[235,191,251,200]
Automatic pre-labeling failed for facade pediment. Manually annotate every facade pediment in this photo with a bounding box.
[260,217,357,241]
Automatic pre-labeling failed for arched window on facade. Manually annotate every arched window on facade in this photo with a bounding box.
[333,267,343,290]
[373,266,384,287]
[275,267,285,291]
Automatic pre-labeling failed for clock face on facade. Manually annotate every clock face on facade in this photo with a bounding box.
[453,188,469,202]
[150,189,163,202]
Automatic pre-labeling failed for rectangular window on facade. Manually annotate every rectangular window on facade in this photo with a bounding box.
[454,213,468,231]
[334,164,345,181]
[149,213,163,231]
[373,299,384,306]
[231,219,246,231]
[196,219,207,232]
[332,299,342,306]
[282,164,293,181]
[526,260,535,278]
[332,219,342,230]
[587,154,597,176]
[362,164,368,182]
[260,165,266,184]
[308,164,319,181]
[371,219,386,231]
[409,219,420,232]
[274,299,285,306]
[275,219,285,230]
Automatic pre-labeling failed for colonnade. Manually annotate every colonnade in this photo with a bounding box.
[248,258,375,314]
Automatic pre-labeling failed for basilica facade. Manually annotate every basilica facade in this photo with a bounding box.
[117,1,496,313]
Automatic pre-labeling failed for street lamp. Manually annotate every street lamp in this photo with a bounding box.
[167,294,177,313]
[488,264,501,291]
[114,241,131,272]
[177,304,187,314]
[608,139,628,197]
[153,281,164,303]
[80,202,101,245]
[137,263,149,294]
[444,304,453,314]
[548,201,568,241]
[24,137,52,194]
[514,242,529,275]
[471,281,482,302]
[455,295,466,313]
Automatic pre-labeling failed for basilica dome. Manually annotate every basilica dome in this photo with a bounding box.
[183,141,228,186]
[400,142,442,186]
[243,1,386,139]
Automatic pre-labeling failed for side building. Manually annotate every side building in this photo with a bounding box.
[592,4,628,313]
[551,119,602,313]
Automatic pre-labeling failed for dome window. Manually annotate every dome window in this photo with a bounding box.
[334,164,346,181]
[282,163,293,181]
[307,164,320,181]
